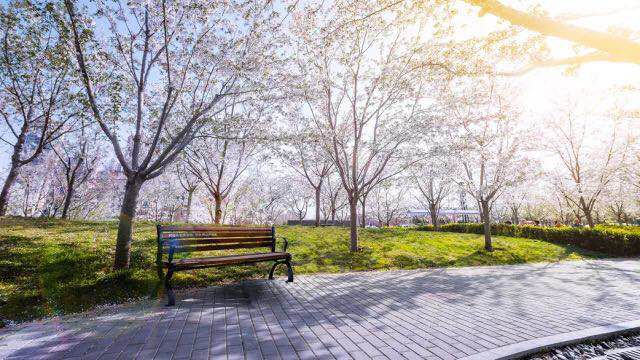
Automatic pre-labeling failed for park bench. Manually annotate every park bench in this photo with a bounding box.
[156,225,293,306]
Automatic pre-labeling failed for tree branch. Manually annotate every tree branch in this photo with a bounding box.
[465,0,640,64]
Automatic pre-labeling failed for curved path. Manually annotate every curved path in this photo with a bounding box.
[1,259,640,359]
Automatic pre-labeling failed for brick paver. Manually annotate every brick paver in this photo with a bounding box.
[1,259,640,359]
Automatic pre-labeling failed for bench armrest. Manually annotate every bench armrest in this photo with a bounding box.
[279,237,289,253]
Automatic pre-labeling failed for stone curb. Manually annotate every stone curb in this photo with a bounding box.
[459,319,640,360]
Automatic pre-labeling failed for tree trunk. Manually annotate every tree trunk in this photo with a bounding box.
[185,189,194,223]
[429,202,439,230]
[114,177,143,269]
[0,163,19,216]
[481,200,493,252]
[510,206,519,225]
[314,186,321,227]
[360,196,366,228]
[579,197,595,228]
[349,196,359,252]
[584,208,595,228]
[214,194,222,224]
[60,175,77,219]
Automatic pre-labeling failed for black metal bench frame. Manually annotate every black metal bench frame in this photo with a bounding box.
[156,225,293,306]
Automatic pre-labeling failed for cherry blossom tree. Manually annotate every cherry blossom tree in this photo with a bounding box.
[370,181,406,227]
[51,120,100,219]
[13,154,58,217]
[175,161,198,223]
[321,174,348,224]
[184,98,264,224]
[449,79,532,251]
[286,187,312,224]
[546,103,631,228]
[291,0,446,251]
[279,118,333,227]
[224,172,289,225]
[0,2,79,216]
[412,150,455,230]
[64,0,286,268]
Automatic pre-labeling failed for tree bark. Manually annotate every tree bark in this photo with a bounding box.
[511,206,519,225]
[314,186,321,227]
[360,196,367,228]
[349,196,359,252]
[579,197,595,228]
[481,200,493,252]
[0,164,20,216]
[114,177,143,269]
[61,175,77,219]
[185,189,194,223]
[429,202,439,230]
[214,194,222,224]
[465,0,640,64]
[583,208,595,228]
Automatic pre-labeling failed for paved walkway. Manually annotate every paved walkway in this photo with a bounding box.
[1,259,640,360]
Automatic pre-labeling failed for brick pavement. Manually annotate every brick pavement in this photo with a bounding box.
[1,259,640,359]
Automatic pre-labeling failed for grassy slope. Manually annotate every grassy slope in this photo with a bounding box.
[0,217,606,325]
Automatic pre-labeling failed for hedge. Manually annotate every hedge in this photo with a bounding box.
[417,223,640,257]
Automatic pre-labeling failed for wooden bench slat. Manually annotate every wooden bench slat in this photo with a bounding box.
[159,225,272,232]
[162,237,273,246]
[163,252,289,267]
[163,242,273,253]
[160,231,272,239]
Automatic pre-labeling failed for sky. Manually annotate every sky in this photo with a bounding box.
[2,0,640,179]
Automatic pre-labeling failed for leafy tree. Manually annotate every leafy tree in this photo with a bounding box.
[64,0,286,268]
[0,1,78,216]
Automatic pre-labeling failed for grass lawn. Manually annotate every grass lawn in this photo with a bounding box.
[0,217,606,326]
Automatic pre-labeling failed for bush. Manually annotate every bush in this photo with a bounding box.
[427,223,640,257]
[415,225,435,232]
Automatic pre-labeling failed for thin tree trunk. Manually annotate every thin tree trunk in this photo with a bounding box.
[349,196,359,252]
[481,200,493,251]
[429,202,439,230]
[584,208,595,228]
[314,186,321,227]
[185,189,194,223]
[207,203,215,223]
[360,196,366,228]
[214,194,222,224]
[0,120,29,217]
[511,207,519,225]
[0,164,20,216]
[579,197,595,228]
[114,177,143,269]
[61,176,77,219]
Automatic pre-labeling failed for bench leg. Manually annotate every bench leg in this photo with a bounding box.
[268,261,280,280]
[268,260,294,282]
[164,267,175,306]
[284,259,294,283]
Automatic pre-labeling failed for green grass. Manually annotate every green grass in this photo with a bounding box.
[0,217,606,326]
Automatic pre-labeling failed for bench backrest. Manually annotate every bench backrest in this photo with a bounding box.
[157,225,276,263]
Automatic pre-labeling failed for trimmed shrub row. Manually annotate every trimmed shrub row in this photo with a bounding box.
[417,223,640,257]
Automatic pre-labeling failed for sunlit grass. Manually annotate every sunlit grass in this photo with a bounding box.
[0,217,605,326]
